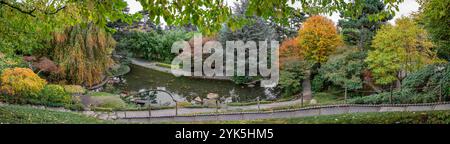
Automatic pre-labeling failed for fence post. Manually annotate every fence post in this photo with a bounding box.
[390,84,393,104]
[175,102,178,116]
[344,87,348,104]
[439,83,442,103]
[257,96,260,111]
[301,94,304,107]
[216,100,219,114]
[148,103,152,117]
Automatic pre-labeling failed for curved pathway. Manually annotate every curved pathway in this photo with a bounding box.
[94,98,307,118]
[115,102,450,123]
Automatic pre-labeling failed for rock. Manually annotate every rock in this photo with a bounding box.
[248,84,255,88]
[207,93,219,100]
[224,97,233,103]
[109,114,118,120]
[309,99,317,105]
[98,113,109,120]
[83,111,96,117]
[193,96,202,103]
[138,89,147,93]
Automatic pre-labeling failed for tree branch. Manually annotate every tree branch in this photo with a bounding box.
[1,0,66,17]
[43,5,66,15]
[0,0,36,17]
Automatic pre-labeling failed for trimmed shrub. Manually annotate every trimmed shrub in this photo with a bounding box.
[348,89,440,104]
[41,84,72,105]
[0,68,47,103]
[89,96,126,110]
[63,85,87,95]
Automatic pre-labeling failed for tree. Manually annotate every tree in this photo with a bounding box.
[218,0,276,84]
[137,0,403,34]
[320,48,366,100]
[295,15,343,100]
[418,0,450,60]
[45,23,116,87]
[338,0,392,50]
[366,17,438,87]
[0,0,137,55]
[297,15,342,64]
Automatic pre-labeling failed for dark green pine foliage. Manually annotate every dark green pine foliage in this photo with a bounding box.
[338,0,392,50]
[218,0,276,84]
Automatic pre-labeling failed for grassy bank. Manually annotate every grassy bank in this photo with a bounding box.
[0,105,109,124]
[171,110,450,124]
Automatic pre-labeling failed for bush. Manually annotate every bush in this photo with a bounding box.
[231,76,253,85]
[88,92,118,97]
[41,84,72,105]
[0,68,47,103]
[89,96,126,110]
[63,85,87,95]
[278,60,309,97]
[279,71,301,97]
[64,103,85,111]
[116,30,192,63]
[348,89,440,104]
[0,54,26,73]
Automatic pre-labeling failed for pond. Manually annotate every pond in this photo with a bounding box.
[112,64,280,106]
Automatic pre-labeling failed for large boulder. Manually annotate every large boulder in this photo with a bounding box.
[207,93,219,100]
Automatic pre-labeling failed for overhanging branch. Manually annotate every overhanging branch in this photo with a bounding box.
[1,0,66,17]
[0,0,36,17]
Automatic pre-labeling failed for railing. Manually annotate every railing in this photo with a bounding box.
[116,102,450,123]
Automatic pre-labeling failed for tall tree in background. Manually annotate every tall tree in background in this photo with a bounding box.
[296,15,343,100]
[418,0,450,60]
[338,0,392,51]
[218,0,276,84]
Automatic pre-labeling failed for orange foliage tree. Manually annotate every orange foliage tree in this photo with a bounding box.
[280,15,342,100]
[297,15,342,64]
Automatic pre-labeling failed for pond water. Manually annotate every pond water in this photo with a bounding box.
[114,65,280,106]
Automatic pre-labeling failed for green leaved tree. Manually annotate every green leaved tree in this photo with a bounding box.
[366,17,438,89]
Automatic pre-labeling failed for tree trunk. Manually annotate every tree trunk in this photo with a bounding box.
[396,79,402,90]
[302,70,312,100]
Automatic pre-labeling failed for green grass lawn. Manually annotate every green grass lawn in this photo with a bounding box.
[171,110,450,124]
[0,105,109,124]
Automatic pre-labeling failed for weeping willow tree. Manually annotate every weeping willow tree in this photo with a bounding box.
[49,23,115,87]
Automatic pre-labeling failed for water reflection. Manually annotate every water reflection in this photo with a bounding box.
[114,65,280,105]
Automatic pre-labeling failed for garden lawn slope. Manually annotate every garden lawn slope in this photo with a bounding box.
[0,105,107,124]
[175,110,450,124]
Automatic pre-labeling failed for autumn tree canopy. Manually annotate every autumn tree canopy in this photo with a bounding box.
[297,15,343,64]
